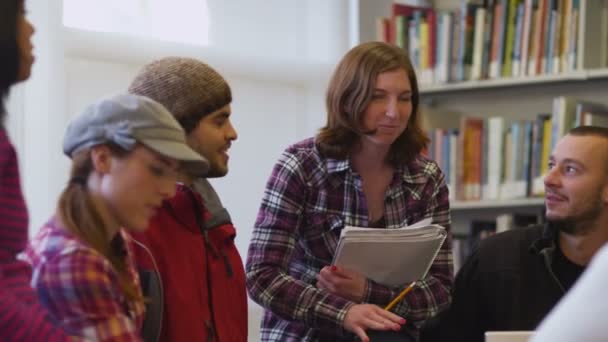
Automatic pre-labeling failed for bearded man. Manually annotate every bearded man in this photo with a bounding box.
[421,125,608,342]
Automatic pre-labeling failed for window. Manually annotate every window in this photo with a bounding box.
[63,0,210,45]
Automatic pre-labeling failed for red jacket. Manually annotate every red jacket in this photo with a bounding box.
[131,185,247,342]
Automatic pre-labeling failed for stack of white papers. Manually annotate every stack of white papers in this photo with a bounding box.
[332,218,447,287]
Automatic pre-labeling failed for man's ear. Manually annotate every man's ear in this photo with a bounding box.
[603,160,608,204]
[600,179,608,206]
[90,145,113,174]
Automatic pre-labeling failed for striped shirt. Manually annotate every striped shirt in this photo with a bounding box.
[246,137,453,341]
[0,128,70,341]
[24,218,145,341]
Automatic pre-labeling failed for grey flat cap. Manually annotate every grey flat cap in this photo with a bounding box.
[63,94,209,176]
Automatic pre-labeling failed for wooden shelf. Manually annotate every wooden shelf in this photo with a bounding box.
[451,197,545,210]
[585,68,608,79]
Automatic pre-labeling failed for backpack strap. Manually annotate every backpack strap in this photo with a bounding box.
[132,237,164,342]
[138,268,163,342]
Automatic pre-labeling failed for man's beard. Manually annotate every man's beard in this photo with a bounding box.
[204,163,228,178]
[547,206,602,236]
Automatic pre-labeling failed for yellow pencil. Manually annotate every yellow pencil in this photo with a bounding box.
[384,281,416,311]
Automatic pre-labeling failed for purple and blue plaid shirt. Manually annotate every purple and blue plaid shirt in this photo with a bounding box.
[246,137,453,341]
[24,218,145,341]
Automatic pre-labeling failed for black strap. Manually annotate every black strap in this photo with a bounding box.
[139,269,163,342]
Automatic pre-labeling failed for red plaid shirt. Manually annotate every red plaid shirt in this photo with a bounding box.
[24,218,145,341]
[0,128,70,341]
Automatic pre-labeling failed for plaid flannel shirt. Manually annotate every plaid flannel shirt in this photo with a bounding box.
[24,218,145,341]
[0,129,70,341]
[246,138,453,341]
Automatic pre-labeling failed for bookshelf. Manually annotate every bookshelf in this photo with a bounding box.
[419,69,607,94]
[350,0,608,239]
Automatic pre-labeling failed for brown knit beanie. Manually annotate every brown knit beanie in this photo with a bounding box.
[128,57,232,134]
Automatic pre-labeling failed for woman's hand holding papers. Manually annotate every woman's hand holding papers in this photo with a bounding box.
[317,265,366,302]
[343,304,406,342]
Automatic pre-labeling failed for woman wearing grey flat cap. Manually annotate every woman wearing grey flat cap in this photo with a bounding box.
[22,94,208,341]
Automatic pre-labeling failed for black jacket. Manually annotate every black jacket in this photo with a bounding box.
[421,224,570,342]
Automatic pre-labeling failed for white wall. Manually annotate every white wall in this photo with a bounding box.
[207,0,349,62]
[7,1,350,340]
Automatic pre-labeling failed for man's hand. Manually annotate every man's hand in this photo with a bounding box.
[343,304,406,342]
[317,265,366,302]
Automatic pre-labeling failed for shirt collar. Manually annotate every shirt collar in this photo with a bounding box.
[395,157,433,185]
[325,157,350,174]
[324,154,430,184]
[529,222,558,255]
[325,160,431,204]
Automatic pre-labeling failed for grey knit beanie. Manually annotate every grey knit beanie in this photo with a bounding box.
[128,57,232,134]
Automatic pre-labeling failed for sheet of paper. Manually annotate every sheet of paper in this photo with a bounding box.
[333,221,447,287]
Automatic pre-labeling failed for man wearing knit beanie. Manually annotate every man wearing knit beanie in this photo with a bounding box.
[128,57,247,342]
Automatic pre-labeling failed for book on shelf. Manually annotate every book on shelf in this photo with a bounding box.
[375,0,608,86]
[501,0,518,77]
[376,17,391,42]
[519,0,533,77]
[490,0,507,78]
[526,115,547,195]
[500,120,532,199]
[530,113,552,196]
[483,117,505,200]
[458,117,484,201]
[423,96,608,202]
[436,11,453,84]
[454,10,463,80]
[578,0,608,70]
[332,218,447,287]
[550,96,578,151]
[575,100,608,126]
[471,4,486,80]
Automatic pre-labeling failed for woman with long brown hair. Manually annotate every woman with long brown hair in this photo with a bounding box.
[0,0,72,340]
[246,42,453,341]
[23,94,208,341]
